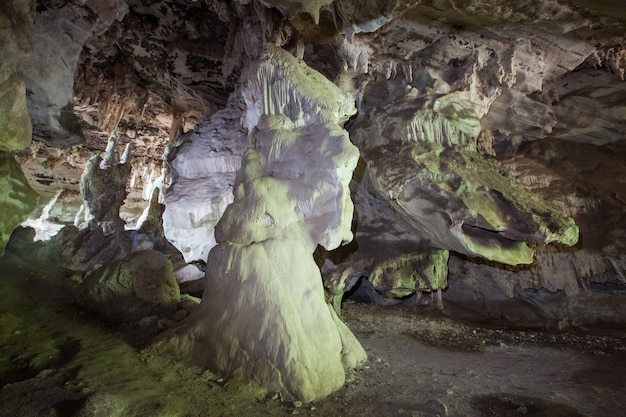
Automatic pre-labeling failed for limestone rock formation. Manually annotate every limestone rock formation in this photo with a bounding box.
[163,108,246,262]
[353,109,578,264]
[158,44,366,402]
[76,249,180,321]
[0,0,34,153]
[445,137,626,324]
[0,153,39,256]
[18,0,128,146]
[50,132,136,272]
[79,133,132,234]
[0,0,39,255]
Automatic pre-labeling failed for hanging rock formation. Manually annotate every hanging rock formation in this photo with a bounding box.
[353,108,578,264]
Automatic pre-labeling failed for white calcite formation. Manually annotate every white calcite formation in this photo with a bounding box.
[158,44,366,402]
[163,108,246,263]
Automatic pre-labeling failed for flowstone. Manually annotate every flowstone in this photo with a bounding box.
[157,44,366,401]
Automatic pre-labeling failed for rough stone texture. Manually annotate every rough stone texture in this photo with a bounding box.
[353,109,578,265]
[368,250,449,299]
[163,107,246,262]
[0,0,35,153]
[18,0,129,146]
[0,74,32,153]
[0,1,38,253]
[59,225,133,273]
[76,249,180,321]
[71,0,242,160]
[79,133,131,233]
[135,188,169,251]
[444,137,626,323]
[158,44,366,402]
[0,152,39,256]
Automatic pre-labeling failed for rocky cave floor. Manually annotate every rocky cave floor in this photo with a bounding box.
[1,250,625,417]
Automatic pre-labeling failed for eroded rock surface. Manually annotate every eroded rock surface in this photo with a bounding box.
[0,153,38,256]
[18,0,128,147]
[76,249,180,321]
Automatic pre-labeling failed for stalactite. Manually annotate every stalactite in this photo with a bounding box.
[403,111,474,148]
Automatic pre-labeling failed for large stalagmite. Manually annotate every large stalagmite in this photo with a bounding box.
[157,44,366,401]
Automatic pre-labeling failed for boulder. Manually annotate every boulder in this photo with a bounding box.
[76,250,180,321]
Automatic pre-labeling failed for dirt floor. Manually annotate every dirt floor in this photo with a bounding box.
[1,250,625,417]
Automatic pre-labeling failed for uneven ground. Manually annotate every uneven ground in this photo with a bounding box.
[0,250,625,417]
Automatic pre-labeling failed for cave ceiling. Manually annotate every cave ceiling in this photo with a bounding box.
[18,0,626,153]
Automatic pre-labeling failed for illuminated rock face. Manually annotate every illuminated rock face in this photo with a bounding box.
[0,153,38,256]
[355,109,578,266]
[0,1,38,254]
[163,108,245,263]
[17,0,128,146]
[1,0,625,399]
[79,134,131,234]
[159,44,366,402]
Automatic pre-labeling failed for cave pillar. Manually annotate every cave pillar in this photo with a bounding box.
[158,44,366,401]
[0,0,39,255]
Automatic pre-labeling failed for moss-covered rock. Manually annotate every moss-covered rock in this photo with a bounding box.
[362,110,578,266]
[76,250,180,321]
[0,152,38,256]
[0,74,32,152]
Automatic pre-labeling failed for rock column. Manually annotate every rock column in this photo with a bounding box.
[158,44,366,401]
[0,0,38,255]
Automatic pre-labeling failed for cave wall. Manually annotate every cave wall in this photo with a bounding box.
[1,0,625,329]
